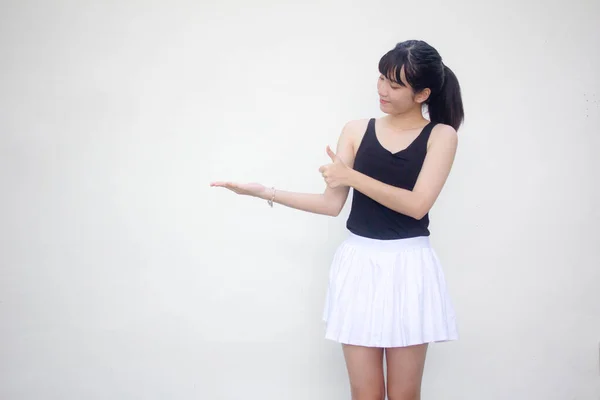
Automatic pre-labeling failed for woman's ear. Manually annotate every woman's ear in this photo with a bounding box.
[415,88,431,104]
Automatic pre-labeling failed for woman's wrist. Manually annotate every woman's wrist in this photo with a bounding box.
[344,168,359,188]
[258,186,275,201]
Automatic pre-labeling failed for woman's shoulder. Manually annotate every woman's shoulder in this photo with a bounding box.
[342,118,371,139]
[343,118,371,132]
[428,122,458,150]
[430,122,457,139]
[340,118,371,151]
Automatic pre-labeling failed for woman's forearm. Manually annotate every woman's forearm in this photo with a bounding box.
[257,189,337,216]
[346,169,425,219]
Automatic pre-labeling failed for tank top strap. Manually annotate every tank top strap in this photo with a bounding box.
[419,121,436,142]
[411,121,436,152]
[365,118,377,142]
[355,118,377,153]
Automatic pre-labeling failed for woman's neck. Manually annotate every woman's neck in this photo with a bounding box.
[383,109,428,131]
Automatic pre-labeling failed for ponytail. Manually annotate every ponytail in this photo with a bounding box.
[427,64,464,131]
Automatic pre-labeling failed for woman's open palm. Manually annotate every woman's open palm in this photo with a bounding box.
[210,181,266,197]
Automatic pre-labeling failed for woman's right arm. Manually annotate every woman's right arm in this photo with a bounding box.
[211,120,364,216]
[257,122,358,217]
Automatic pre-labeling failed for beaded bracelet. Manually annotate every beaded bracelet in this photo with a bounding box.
[267,187,276,207]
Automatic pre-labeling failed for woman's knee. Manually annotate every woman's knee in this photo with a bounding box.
[387,385,420,400]
[351,385,385,400]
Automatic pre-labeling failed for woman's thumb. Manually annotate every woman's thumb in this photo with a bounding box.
[326,145,337,162]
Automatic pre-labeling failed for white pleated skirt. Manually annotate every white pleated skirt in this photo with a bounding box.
[322,231,458,348]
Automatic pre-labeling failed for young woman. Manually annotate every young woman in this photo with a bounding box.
[211,40,463,400]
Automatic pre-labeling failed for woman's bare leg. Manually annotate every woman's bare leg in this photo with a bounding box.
[342,344,386,400]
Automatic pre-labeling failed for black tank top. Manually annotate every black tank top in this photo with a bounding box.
[346,118,436,240]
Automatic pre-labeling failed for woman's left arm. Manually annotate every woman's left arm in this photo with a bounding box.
[343,124,458,220]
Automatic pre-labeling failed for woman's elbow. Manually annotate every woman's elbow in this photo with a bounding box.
[324,195,346,217]
[411,198,431,220]
[328,206,342,217]
[412,210,427,220]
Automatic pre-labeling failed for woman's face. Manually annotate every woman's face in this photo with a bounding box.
[377,66,429,114]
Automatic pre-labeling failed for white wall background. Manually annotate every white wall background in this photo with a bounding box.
[1,0,599,399]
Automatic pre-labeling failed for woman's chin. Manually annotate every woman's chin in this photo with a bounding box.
[379,104,392,114]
